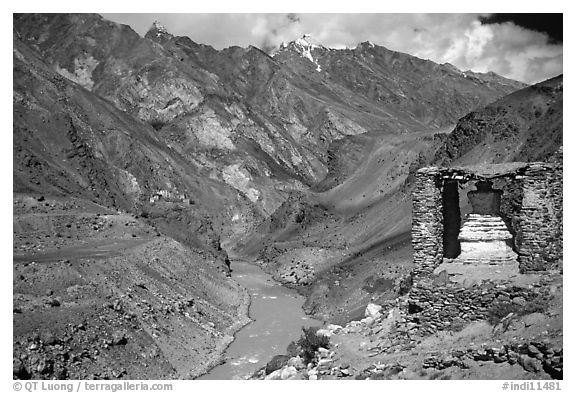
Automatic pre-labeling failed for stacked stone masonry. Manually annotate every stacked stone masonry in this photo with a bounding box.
[406,281,545,336]
[421,341,562,379]
[517,164,563,272]
[412,168,443,277]
[412,162,562,275]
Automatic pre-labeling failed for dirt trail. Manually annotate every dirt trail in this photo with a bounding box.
[14,237,154,263]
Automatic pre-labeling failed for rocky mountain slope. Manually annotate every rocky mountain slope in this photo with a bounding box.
[13,194,250,379]
[14,17,255,379]
[434,75,563,165]
[13,33,249,257]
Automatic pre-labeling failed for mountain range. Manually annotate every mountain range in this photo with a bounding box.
[13,13,538,250]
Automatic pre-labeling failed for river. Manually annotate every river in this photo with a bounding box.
[198,260,322,380]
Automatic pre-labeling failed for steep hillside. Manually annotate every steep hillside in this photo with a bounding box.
[434,75,563,165]
[13,27,253,379]
[13,34,255,256]
[12,193,250,380]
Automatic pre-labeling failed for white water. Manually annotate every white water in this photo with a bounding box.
[198,261,321,379]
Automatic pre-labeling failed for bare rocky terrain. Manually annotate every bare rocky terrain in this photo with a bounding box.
[13,194,249,379]
[13,13,562,381]
[255,272,562,380]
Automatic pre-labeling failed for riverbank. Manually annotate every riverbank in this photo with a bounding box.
[192,284,252,379]
[199,261,322,379]
[251,271,563,380]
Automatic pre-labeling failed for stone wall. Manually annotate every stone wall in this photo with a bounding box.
[516,164,563,272]
[406,281,544,336]
[498,177,524,253]
[548,158,563,265]
[421,341,562,379]
[411,168,443,277]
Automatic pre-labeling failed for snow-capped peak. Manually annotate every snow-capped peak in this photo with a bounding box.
[294,34,322,49]
[151,21,169,36]
[278,34,324,72]
[145,20,174,42]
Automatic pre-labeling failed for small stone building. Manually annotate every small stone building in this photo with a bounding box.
[412,160,563,277]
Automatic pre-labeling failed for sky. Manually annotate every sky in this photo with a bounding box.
[101,13,563,85]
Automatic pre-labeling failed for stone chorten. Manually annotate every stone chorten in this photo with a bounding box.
[457,181,517,264]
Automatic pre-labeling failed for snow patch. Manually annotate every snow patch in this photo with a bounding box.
[152,21,169,36]
[294,34,321,49]
[291,34,323,72]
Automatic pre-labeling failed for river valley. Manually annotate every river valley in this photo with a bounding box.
[199,261,321,379]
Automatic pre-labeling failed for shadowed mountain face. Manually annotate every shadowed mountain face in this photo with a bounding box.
[13,13,561,324]
[13,34,250,255]
[434,75,563,165]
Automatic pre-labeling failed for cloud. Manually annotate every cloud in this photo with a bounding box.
[257,13,302,52]
[479,13,562,44]
[437,20,563,84]
[102,13,563,84]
